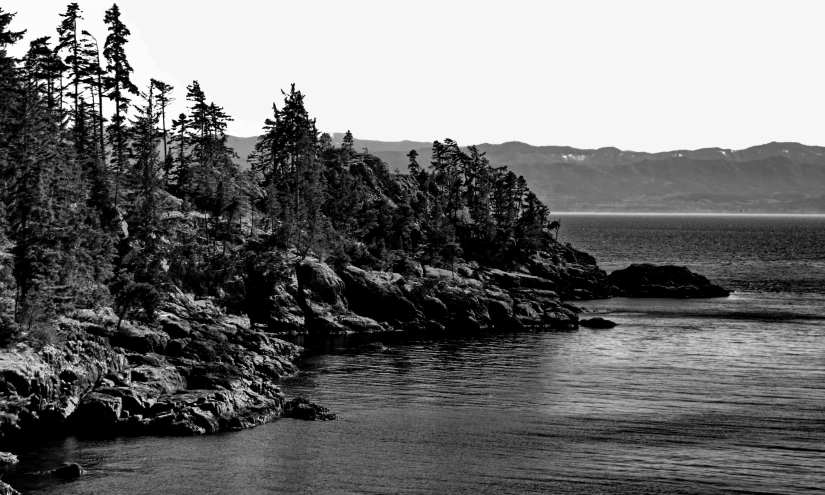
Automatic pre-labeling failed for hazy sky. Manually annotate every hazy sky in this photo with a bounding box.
[4,0,824,151]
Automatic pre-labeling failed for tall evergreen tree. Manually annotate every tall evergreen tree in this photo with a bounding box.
[80,29,106,166]
[249,84,326,254]
[111,82,174,328]
[150,78,174,184]
[56,3,84,132]
[103,3,138,208]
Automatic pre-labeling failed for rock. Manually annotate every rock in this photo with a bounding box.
[110,322,169,354]
[609,264,729,298]
[282,397,336,421]
[52,462,85,480]
[526,249,614,300]
[189,407,220,433]
[0,480,20,495]
[164,338,190,357]
[335,314,384,333]
[0,452,18,465]
[158,313,192,339]
[339,266,421,325]
[423,266,462,282]
[73,391,122,429]
[487,299,513,327]
[484,269,555,291]
[186,363,245,391]
[392,257,424,278]
[129,364,185,395]
[359,342,388,352]
[579,317,617,329]
[515,302,541,321]
[296,258,347,309]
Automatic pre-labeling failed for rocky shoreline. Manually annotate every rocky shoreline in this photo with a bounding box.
[0,242,728,491]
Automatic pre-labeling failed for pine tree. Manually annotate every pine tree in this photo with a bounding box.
[56,3,84,133]
[0,8,26,184]
[103,3,138,208]
[112,82,173,327]
[169,112,190,196]
[80,29,106,166]
[0,8,26,339]
[341,130,355,155]
[150,78,174,184]
[250,84,326,254]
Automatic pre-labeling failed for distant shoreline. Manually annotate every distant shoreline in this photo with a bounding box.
[553,211,825,217]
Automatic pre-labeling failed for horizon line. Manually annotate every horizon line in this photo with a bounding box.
[228,135,824,154]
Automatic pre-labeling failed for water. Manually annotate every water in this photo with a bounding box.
[5,214,825,494]
[556,213,825,293]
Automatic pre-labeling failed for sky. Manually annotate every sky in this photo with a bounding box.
[4,0,824,152]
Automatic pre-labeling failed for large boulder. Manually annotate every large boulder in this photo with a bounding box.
[73,391,123,429]
[609,264,729,298]
[296,259,347,309]
[338,266,421,325]
[157,313,192,339]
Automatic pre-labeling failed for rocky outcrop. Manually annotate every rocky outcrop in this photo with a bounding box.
[0,330,129,438]
[609,264,730,298]
[525,245,615,300]
[0,287,305,441]
[0,480,19,495]
[245,239,614,337]
[305,259,585,334]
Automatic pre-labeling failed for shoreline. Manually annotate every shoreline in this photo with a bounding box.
[0,245,730,493]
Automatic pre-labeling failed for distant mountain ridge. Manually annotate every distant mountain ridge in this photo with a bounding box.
[227,134,825,213]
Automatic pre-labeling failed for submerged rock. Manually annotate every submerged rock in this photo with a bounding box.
[579,317,617,329]
[359,342,389,352]
[282,397,337,421]
[609,264,730,298]
[52,462,85,480]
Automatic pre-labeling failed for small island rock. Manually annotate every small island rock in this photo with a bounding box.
[609,264,729,298]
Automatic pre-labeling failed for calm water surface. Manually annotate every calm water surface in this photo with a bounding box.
[6,215,825,494]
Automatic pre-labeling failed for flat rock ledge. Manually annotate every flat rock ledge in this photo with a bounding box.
[609,264,730,298]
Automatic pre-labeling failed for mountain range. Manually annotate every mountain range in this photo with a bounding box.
[226,135,825,213]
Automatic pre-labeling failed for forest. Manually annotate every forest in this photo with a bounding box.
[0,4,557,344]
